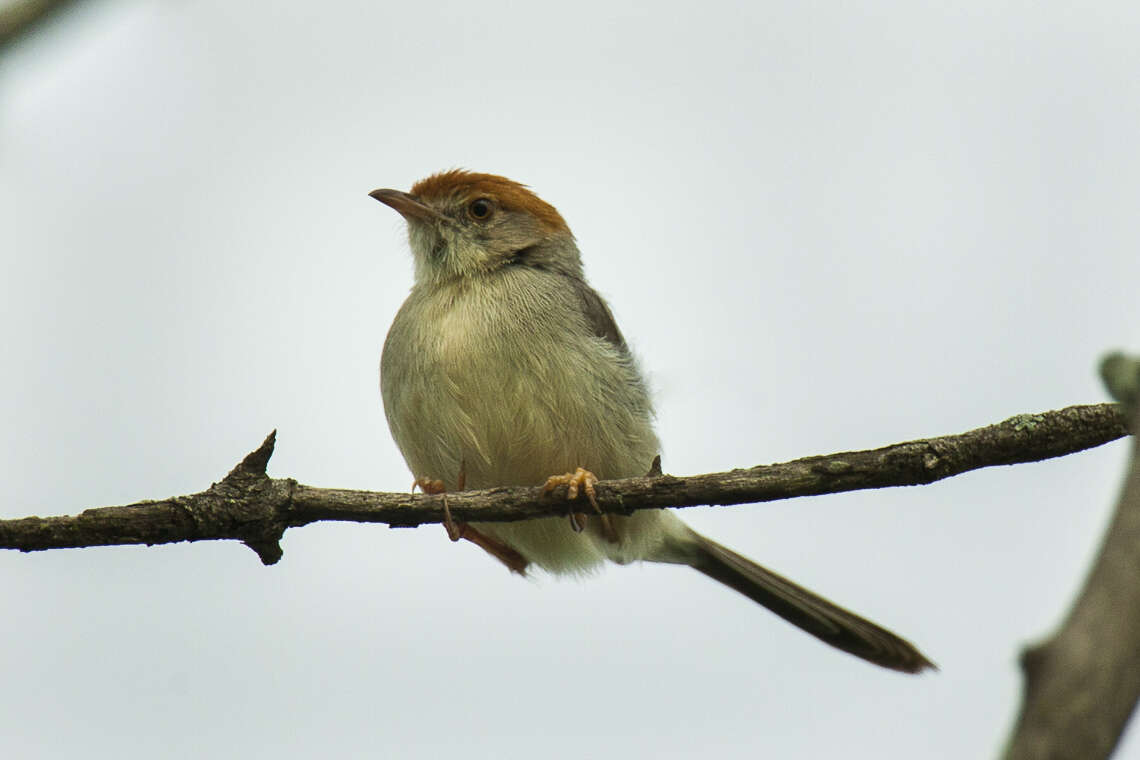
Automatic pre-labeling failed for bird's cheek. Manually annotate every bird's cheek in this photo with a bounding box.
[428,239,447,264]
[408,226,439,258]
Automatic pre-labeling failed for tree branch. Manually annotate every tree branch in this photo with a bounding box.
[0,0,80,52]
[1002,359,1140,760]
[0,403,1128,565]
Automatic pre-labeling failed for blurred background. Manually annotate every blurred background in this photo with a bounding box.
[2,1,1139,758]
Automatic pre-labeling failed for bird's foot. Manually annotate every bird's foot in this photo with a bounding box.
[413,477,446,494]
[413,474,528,574]
[413,477,461,540]
[542,467,618,543]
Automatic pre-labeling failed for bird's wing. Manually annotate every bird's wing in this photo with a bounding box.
[569,277,629,351]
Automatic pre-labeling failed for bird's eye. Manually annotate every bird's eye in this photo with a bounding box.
[468,198,493,220]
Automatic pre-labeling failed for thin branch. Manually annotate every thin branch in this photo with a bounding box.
[0,0,80,51]
[0,403,1128,565]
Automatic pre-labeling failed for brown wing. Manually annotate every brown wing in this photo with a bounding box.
[570,277,628,351]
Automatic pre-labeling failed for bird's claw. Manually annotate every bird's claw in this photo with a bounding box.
[413,472,528,572]
[542,467,618,543]
[412,477,446,495]
[413,477,461,540]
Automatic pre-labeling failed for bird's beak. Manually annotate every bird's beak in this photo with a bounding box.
[369,188,448,223]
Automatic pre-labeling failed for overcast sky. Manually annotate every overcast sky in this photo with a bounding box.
[3,2,1140,758]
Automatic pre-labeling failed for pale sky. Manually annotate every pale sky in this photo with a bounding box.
[3,2,1140,758]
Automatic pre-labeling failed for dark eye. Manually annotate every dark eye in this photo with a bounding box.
[468,198,492,220]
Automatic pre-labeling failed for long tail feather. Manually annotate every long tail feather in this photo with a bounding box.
[689,534,935,673]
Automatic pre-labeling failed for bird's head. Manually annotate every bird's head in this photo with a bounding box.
[370,170,582,285]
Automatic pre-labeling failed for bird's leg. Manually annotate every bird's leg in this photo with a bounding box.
[452,528,529,575]
[413,467,529,575]
[542,467,618,544]
[413,477,461,540]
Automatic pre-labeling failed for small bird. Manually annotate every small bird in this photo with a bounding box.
[371,170,933,673]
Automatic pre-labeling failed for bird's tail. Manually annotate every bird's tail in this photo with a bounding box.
[686,532,935,673]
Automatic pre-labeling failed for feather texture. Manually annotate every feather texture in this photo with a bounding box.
[374,170,934,672]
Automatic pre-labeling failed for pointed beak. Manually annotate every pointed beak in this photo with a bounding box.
[369,188,448,223]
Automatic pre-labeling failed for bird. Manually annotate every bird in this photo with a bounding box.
[370,169,934,673]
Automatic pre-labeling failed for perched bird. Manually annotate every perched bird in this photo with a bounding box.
[371,170,933,673]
